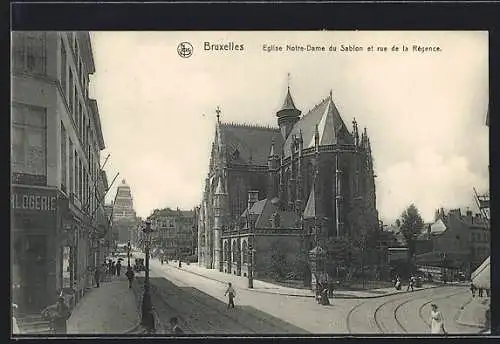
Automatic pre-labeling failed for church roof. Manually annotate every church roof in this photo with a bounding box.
[283,94,353,157]
[303,181,316,219]
[241,198,300,229]
[280,87,298,111]
[220,123,283,166]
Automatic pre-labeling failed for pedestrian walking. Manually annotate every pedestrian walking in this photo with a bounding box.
[126,266,135,289]
[12,303,21,334]
[395,277,402,290]
[470,283,476,297]
[111,261,116,276]
[41,296,71,334]
[430,304,447,335]
[94,266,100,288]
[478,288,484,297]
[224,282,236,309]
[407,277,415,292]
[116,261,122,277]
[169,317,184,334]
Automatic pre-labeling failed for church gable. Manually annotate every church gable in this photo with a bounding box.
[284,95,354,156]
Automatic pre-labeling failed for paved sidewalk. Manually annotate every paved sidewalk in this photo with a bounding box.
[153,258,439,299]
[67,276,140,334]
[456,296,490,329]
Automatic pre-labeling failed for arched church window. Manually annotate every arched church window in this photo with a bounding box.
[242,241,248,264]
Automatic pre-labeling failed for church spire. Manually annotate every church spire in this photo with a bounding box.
[277,74,301,140]
[216,105,221,123]
[280,86,298,111]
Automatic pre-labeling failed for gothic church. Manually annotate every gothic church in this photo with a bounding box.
[197,82,379,277]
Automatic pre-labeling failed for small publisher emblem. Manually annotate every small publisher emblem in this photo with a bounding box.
[178,42,193,58]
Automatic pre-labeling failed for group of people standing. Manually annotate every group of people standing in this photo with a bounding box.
[470,283,490,298]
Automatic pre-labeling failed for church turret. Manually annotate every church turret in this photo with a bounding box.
[352,118,359,147]
[267,139,279,199]
[314,124,320,153]
[276,76,301,139]
[213,176,226,271]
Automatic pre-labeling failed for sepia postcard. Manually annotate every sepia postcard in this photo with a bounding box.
[11,30,490,337]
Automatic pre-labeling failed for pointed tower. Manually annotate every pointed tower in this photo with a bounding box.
[276,76,301,139]
[295,130,304,214]
[267,139,279,199]
[213,176,226,272]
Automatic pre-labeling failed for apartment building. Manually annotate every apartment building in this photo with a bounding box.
[11,31,108,313]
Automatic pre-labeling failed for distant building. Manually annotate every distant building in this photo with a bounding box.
[148,208,197,259]
[415,208,490,279]
[111,179,138,244]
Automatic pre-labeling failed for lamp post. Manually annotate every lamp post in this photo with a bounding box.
[127,240,131,268]
[141,220,155,331]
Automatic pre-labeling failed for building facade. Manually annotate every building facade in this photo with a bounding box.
[111,179,138,244]
[415,208,490,279]
[198,85,379,281]
[11,31,107,312]
[147,208,197,259]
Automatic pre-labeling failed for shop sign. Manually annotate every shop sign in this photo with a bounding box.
[11,186,57,213]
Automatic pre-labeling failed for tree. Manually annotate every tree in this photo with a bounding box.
[400,204,424,261]
[269,242,287,280]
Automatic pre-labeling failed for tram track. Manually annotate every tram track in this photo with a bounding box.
[148,264,305,334]
[346,286,462,334]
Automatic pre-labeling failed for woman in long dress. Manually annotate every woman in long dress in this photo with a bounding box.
[430,304,446,334]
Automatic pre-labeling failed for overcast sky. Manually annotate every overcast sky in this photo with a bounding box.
[89,31,488,223]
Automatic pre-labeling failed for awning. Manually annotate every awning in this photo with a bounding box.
[472,256,490,289]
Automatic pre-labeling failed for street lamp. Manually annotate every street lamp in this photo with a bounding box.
[141,220,155,331]
[127,240,132,268]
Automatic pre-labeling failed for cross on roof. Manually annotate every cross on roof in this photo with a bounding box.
[287,73,291,89]
[216,106,221,122]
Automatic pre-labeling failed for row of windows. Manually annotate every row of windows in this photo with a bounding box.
[471,231,489,243]
[61,121,101,216]
[59,33,101,213]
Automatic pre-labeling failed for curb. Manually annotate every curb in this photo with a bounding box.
[166,263,444,299]
[454,297,490,330]
[129,279,164,334]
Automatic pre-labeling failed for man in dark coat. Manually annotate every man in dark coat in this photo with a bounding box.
[126,266,135,289]
[42,297,71,334]
[116,261,122,276]
[94,266,100,288]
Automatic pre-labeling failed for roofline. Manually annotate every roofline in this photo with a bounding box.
[79,32,96,74]
[89,99,105,150]
[220,121,279,131]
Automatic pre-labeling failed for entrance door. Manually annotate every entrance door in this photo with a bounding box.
[23,235,48,312]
